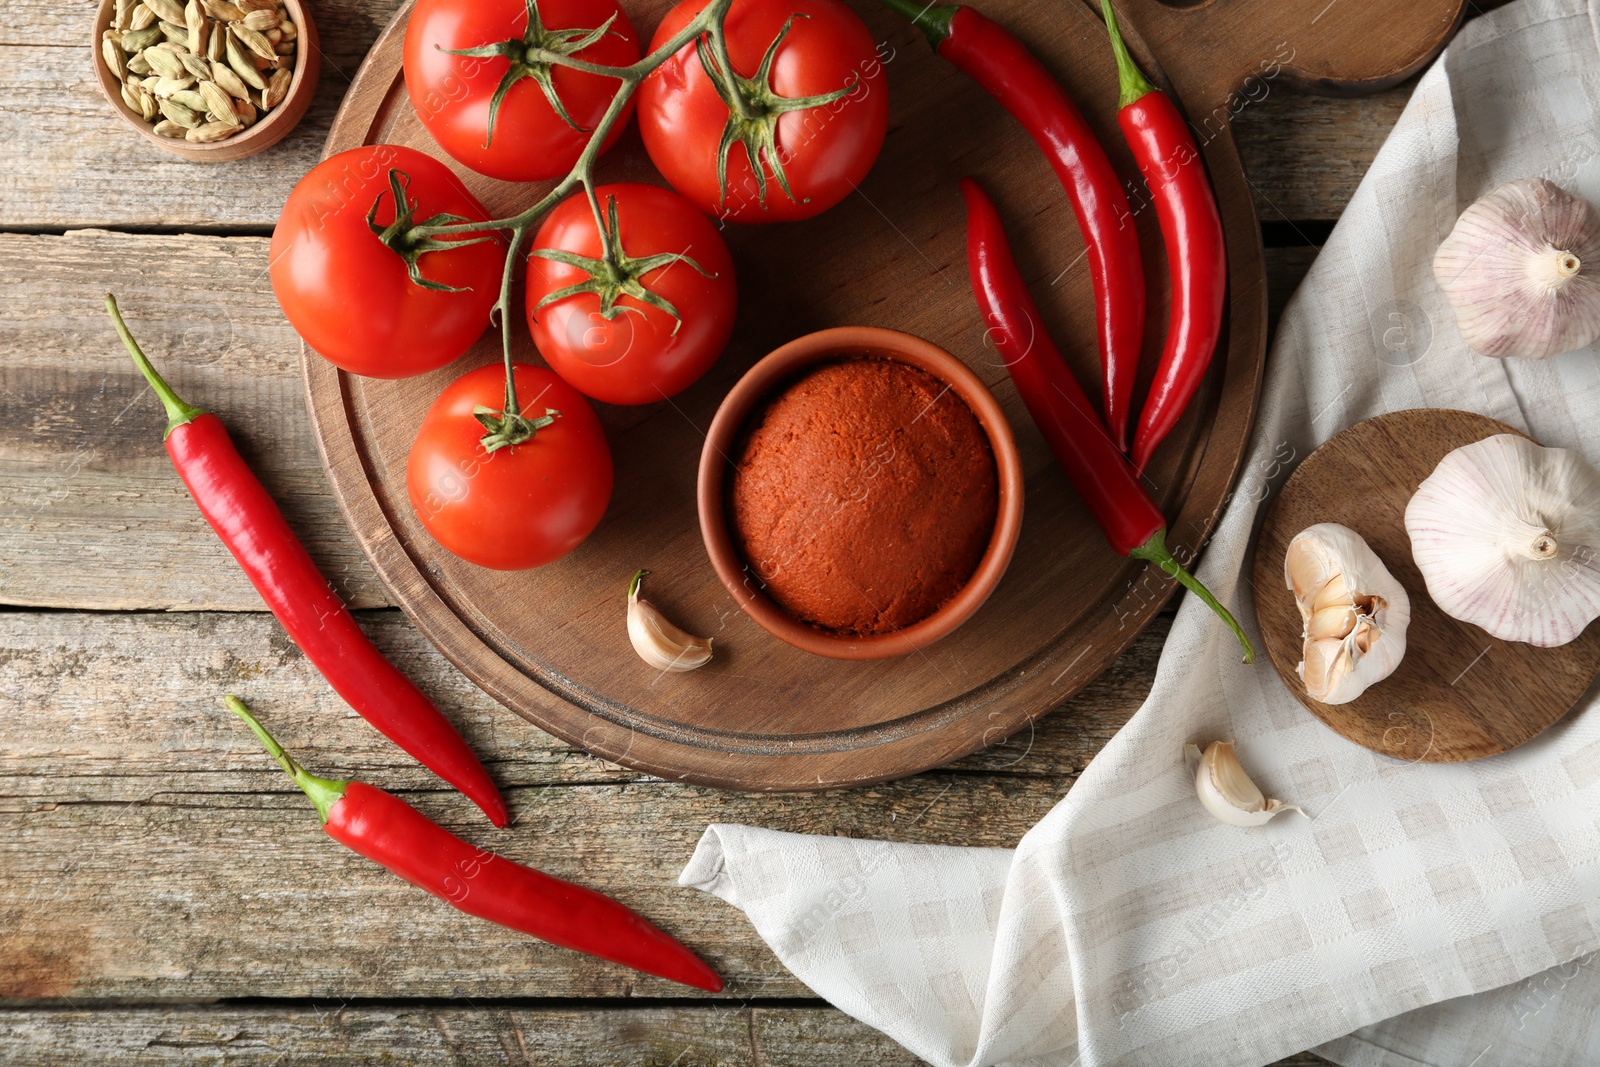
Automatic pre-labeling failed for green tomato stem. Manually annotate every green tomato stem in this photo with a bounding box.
[397,0,738,452]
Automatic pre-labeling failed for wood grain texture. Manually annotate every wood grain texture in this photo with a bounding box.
[0,1005,1336,1064]
[0,609,1165,793]
[300,0,1331,792]
[1253,409,1600,761]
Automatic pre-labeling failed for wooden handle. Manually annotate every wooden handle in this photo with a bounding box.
[1106,0,1467,109]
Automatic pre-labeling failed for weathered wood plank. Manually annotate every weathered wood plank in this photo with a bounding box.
[0,230,387,610]
[0,1004,1338,1064]
[0,26,1416,229]
[0,231,1316,613]
[0,609,1163,789]
[0,771,1069,1000]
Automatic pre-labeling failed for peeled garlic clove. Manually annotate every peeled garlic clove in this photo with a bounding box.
[1406,433,1600,646]
[1185,741,1302,827]
[627,570,713,672]
[1285,523,1410,704]
[1433,178,1600,360]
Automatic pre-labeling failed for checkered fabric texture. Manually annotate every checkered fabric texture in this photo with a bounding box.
[681,1,1600,1064]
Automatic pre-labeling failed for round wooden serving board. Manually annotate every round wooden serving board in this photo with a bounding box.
[303,0,1466,790]
[1254,409,1600,763]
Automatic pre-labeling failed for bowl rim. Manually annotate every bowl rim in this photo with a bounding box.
[91,0,320,161]
[697,325,1025,661]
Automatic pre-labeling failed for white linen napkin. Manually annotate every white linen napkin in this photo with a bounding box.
[680,1,1600,1063]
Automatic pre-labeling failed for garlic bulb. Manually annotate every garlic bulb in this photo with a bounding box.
[1433,178,1600,359]
[1284,523,1410,704]
[1406,434,1600,646]
[1184,742,1302,827]
[627,570,713,672]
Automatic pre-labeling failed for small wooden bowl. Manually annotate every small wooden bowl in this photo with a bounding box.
[698,327,1025,661]
[91,0,320,161]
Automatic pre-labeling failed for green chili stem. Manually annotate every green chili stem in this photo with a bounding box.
[1129,529,1255,664]
[870,0,957,48]
[223,696,350,824]
[1098,0,1159,109]
[105,293,205,439]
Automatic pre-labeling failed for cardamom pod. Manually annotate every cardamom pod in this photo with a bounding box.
[177,52,210,79]
[210,61,248,99]
[152,118,187,137]
[169,88,208,111]
[241,8,277,31]
[158,98,202,128]
[101,37,129,80]
[129,3,157,29]
[143,0,186,25]
[126,51,153,74]
[275,18,296,42]
[206,23,225,61]
[115,0,137,30]
[237,0,276,12]
[225,33,268,89]
[187,2,209,56]
[263,65,291,108]
[141,47,186,79]
[229,22,275,61]
[157,20,188,45]
[198,80,238,123]
[186,120,238,142]
[272,41,293,57]
[119,81,142,113]
[120,24,162,52]
[233,96,257,124]
[151,75,196,97]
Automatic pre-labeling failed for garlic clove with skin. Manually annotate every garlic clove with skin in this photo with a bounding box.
[1433,178,1600,360]
[627,570,713,672]
[1285,523,1410,704]
[1185,742,1303,827]
[1406,434,1600,646]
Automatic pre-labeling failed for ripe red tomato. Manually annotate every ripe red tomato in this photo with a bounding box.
[408,363,613,569]
[638,0,888,223]
[404,0,641,182]
[525,184,737,405]
[271,145,502,379]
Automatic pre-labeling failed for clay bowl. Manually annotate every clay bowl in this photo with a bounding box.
[698,326,1025,661]
[91,0,319,161]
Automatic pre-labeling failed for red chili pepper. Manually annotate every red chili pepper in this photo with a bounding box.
[223,696,723,991]
[107,295,509,827]
[961,180,1252,662]
[1097,0,1228,476]
[877,0,1145,451]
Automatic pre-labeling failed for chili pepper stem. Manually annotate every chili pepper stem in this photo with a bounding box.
[871,0,955,46]
[1128,530,1255,663]
[1098,0,1158,108]
[105,293,205,439]
[224,695,350,823]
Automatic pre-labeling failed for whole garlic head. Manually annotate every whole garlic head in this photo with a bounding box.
[1433,178,1600,359]
[1285,523,1410,704]
[1406,434,1600,647]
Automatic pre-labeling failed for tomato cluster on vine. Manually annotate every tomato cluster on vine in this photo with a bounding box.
[270,0,887,570]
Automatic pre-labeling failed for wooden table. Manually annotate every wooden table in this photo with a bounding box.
[0,0,1492,1060]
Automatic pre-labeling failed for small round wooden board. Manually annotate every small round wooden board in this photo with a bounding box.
[1254,409,1600,763]
[303,0,1466,790]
